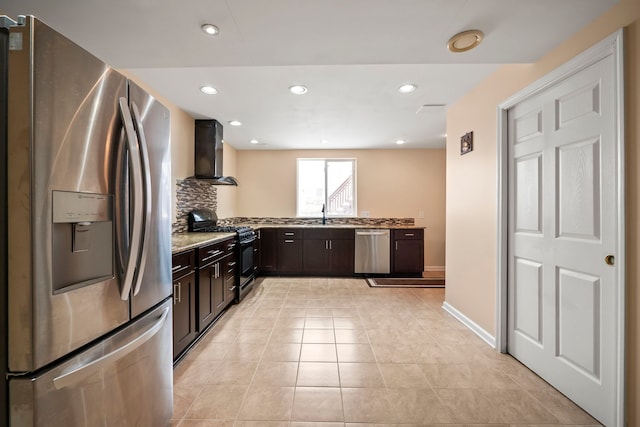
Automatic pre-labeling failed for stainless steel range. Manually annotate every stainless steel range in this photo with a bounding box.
[188,209,257,302]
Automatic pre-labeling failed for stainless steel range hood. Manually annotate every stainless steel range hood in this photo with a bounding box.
[191,119,238,185]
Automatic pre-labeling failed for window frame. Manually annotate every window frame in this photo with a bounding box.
[296,158,357,218]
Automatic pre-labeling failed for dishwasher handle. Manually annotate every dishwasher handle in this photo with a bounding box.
[355,230,389,236]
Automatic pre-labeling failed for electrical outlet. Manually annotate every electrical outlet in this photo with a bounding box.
[361,210,370,218]
[418,210,425,218]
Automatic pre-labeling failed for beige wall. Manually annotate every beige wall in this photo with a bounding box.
[445,0,640,423]
[216,142,238,219]
[120,70,194,224]
[234,149,446,268]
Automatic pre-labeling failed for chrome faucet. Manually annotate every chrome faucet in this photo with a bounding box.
[321,203,326,225]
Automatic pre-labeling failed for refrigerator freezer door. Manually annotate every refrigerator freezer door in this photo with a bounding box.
[9,299,173,426]
[128,81,172,318]
[7,17,129,372]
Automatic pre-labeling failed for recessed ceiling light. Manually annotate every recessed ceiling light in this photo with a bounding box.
[398,84,417,93]
[201,24,220,36]
[447,29,484,53]
[395,139,406,145]
[289,85,308,95]
[321,139,329,144]
[250,139,259,144]
[200,86,218,95]
[228,120,242,126]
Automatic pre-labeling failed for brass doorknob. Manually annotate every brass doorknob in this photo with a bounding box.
[605,255,615,266]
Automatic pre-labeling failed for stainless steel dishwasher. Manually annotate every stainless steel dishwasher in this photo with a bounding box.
[354,229,390,274]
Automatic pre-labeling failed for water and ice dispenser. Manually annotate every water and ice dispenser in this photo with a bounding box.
[51,191,114,293]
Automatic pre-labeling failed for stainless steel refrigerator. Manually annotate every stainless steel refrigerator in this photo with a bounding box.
[0,15,173,426]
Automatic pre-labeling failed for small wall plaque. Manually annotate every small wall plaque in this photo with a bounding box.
[460,131,473,155]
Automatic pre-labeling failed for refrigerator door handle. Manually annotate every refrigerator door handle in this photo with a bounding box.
[117,97,144,300]
[52,307,170,390]
[130,102,152,296]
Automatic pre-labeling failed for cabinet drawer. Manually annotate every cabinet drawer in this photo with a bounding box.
[277,228,301,239]
[223,239,237,254]
[225,255,237,278]
[393,229,424,240]
[197,241,226,266]
[172,250,195,281]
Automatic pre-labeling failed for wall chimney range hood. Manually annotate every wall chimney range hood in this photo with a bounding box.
[192,119,238,185]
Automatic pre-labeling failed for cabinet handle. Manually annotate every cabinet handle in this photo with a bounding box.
[404,233,415,237]
[329,240,332,250]
[284,239,295,243]
[325,240,328,250]
[395,242,398,251]
[257,230,261,239]
[228,286,237,291]
[228,261,237,267]
[171,264,182,272]
[173,282,181,304]
[202,249,224,263]
[285,232,295,236]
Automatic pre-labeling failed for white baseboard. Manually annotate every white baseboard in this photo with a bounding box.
[424,266,445,272]
[442,301,496,348]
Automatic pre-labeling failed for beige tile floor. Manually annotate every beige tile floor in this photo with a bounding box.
[172,277,602,427]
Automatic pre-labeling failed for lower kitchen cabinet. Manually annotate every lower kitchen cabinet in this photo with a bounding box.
[392,229,424,276]
[277,228,303,273]
[256,226,422,278]
[257,228,277,273]
[329,237,354,275]
[223,253,237,304]
[173,237,237,363]
[197,238,236,332]
[172,250,197,360]
[302,228,354,275]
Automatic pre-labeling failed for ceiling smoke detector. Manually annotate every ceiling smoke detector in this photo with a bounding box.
[447,30,484,53]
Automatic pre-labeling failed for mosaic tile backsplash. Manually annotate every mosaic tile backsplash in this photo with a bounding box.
[173,178,415,233]
[174,179,217,233]
[229,217,415,227]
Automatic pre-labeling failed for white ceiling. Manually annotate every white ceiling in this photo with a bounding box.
[2,0,618,150]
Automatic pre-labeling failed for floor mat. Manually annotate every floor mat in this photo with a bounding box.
[366,277,445,288]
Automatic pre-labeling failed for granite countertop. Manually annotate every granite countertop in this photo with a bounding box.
[246,223,425,230]
[172,232,236,254]
[172,224,424,254]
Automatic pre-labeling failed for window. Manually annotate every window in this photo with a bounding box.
[297,158,356,217]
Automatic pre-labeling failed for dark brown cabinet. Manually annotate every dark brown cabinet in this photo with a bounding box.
[197,237,236,332]
[392,229,424,276]
[223,252,237,304]
[277,228,303,273]
[257,228,277,273]
[172,250,197,360]
[302,228,354,275]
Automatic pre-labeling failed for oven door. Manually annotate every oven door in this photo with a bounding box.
[238,238,256,300]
